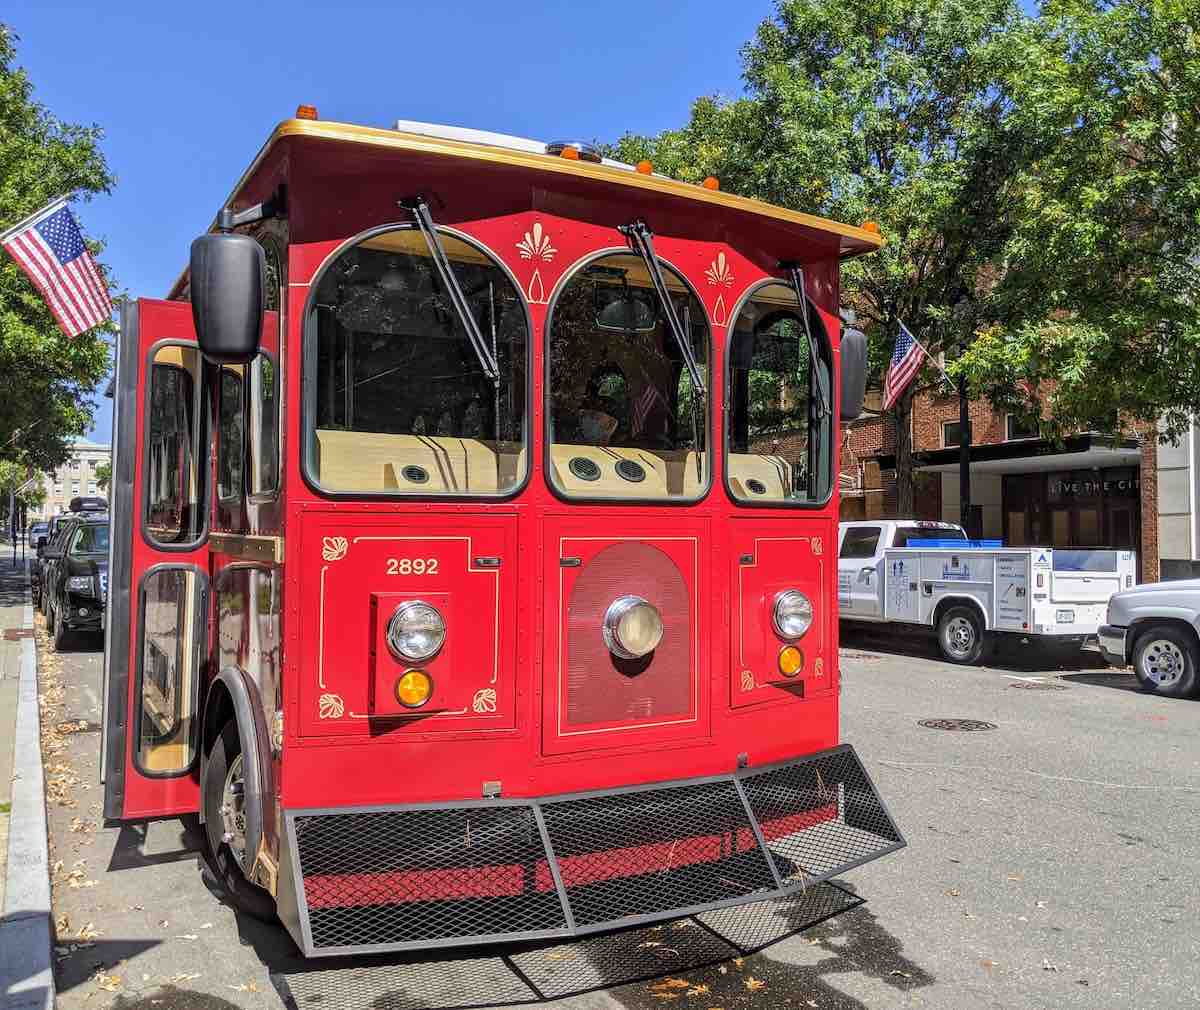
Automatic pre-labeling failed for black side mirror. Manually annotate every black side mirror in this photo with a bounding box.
[189,232,265,364]
[840,323,868,422]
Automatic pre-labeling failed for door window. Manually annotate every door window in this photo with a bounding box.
[135,566,206,776]
[144,345,204,546]
[249,354,279,497]
[218,366,245,502]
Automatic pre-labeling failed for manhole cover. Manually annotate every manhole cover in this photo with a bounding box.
[1008,681,1068,691]
[918,718,997,731]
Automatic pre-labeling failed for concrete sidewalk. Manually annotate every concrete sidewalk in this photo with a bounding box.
[1,557,54,1010]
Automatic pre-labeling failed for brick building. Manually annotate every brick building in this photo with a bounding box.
[838,387,1192,584]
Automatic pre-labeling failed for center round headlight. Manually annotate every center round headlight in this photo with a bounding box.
[603,595,664,659]
[386,600,446,661]
[773,590,814,639]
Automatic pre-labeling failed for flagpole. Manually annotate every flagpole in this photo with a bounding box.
[0,194,70,245]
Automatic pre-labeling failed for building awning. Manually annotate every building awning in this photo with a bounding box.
[875,434,1142,475]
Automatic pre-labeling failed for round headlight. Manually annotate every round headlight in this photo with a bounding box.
[386,600,446,661]
[603,595,664,660]
[773,590,813,639]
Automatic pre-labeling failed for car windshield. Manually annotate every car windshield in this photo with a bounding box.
[70,524,109,555]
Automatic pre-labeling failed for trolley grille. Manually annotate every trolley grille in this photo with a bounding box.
[285,744,903,956]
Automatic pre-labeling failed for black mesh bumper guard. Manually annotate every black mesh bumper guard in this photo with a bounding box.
[282,743,903,957]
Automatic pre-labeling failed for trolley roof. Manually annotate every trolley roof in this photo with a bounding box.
[169,117,883,297]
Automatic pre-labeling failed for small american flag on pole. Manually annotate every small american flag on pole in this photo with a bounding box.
[1,197,112,337]
[881,320,925,410]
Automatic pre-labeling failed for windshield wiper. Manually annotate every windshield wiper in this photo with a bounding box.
[400,197,500,384]
[619,220,706,397]
[782,263,830,419]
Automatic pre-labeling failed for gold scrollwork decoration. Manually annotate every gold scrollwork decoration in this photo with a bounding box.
[472,688,497,714]
[740,669,755,692]
[322,536,348,561]
[811,537,823,556]
[318,693,345,719]
[814,657,824,677]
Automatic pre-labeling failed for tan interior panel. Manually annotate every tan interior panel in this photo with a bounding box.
[727,453,792,500]
[550,444,698,498]
[316,429,524,493]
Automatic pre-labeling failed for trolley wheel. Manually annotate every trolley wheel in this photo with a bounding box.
[202,720,277,922]
[936,605,985,665]
[1132,626,1198,699]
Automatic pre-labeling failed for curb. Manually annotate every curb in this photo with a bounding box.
[2,563,55,1010]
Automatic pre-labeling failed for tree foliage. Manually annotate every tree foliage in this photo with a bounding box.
[0,24,114,473]
[612,0,1038,510]
[955,0,1200,443]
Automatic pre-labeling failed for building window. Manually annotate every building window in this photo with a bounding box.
[87,483,97,495]
[71,481,80,495]
[942,421,964,448]
[1006,414,1039,441]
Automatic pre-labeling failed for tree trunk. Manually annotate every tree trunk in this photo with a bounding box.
[894,387,915,516]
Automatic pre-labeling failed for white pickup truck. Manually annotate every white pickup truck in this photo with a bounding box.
[838,520,1137,663]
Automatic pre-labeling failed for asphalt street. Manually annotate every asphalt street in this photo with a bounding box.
[38,620,1200,1010]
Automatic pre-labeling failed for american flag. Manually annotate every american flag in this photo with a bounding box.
[881,320,925,410]
[1,198,112,337]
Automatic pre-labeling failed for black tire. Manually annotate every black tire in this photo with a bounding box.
[201,720,277,922]
[1132,626,1198,699]
[936,605,986,665]
[51,607,72,652]
[45,596,55,633]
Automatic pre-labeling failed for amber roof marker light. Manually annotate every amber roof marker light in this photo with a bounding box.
[295,104,319,121]
[546,141,602,164]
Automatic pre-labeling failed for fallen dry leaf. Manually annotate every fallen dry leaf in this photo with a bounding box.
[944,888,960,897]
[199,922,213,929]
[745,976,767,991]
[649,979,691,992]
[981,959,1000,970]
[93,972,122,992]
[174,933,199,940]
[687,983,710,996]
[1043,959,1059,972]
[76,923,101,942]
[227,982,260,993]
[168,973,201,983]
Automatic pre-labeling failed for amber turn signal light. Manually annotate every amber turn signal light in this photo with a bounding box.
[778,645,804,678]
[295,104,319,121]
[560,146,580,160]
[395,669,433,708]
[702,176,720,191]
[862,220,881,234]
[636,160,653,175]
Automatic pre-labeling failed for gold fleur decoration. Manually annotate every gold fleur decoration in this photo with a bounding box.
[705,251,733,287]
[814,657,824,678]
[516,222,557,262]
[740,669,755,692]
[322,536,348,562]
[318,693,345,719]
[811,537,823,556]
[472,688,498,714]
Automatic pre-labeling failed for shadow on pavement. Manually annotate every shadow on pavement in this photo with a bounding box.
[841,623,1108,673]
[104,816,209,873]
[111,985,245,1009]
[52,937,162,994]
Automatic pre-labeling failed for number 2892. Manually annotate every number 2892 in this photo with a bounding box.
[385,557,439,575]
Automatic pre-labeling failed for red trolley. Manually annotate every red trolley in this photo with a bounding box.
[101,113,903,957]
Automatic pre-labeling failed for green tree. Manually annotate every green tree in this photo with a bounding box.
[94,459,110,492]
[955,0,1200,443]
[0,24,115,474]
[613,0,1038,511]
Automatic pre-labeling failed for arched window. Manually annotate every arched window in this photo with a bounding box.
[726,281,832,504]
[547,252,710,500]
[305,227,529,496]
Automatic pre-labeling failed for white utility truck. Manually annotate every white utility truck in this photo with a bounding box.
[838,520,1137,663]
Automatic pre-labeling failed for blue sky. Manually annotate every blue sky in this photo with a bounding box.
[8,0,768,444]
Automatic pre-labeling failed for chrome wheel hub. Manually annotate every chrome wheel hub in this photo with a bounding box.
[945,616,975,658]
[219,753,248,866]
[1141,640,1184,687]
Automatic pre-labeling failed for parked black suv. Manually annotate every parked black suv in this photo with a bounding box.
[42,513,109,650]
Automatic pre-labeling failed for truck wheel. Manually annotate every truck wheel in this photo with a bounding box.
[1132,627,1198,698]
[202,720,277,922]
[937,606,985,664]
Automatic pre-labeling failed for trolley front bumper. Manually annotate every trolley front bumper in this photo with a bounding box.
[276,743,904,957]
